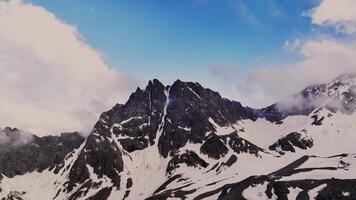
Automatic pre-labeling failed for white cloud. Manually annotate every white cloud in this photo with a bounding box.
[210,1,356,108]
[0,0,135,135]
[308,0,356,34]
[214,38,356,108]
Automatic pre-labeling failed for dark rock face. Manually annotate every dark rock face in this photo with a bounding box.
[265,179,356,200]
[269,131,313,154]
[119,138,148,152]
[200,135,229,159]
[166,151,209,174]
[222,155,238,167]
[311,114,325,126]
[200,132,263,159]
[213,178,356,200]
[109,79,167,152]
[99,79,257,159]
[0,128,84,178]
[159,80,256,158]
[227,132,263,156]
[64,113,124,195]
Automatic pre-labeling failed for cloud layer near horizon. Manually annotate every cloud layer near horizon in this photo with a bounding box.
[0,0,135,135]
[211,0,356,108]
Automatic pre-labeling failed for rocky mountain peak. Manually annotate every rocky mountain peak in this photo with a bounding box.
[2,75,356,200]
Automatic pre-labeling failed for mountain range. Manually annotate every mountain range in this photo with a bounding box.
[1,74,356,200]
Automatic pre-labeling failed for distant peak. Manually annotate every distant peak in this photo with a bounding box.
[173,79,182,84]
[151,78,163,85]
[135,87,142,93]
[333,73,356,82]
[146,79,164,89]
[171,79,202,88]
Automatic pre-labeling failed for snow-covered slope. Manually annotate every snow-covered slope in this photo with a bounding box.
[1,74,356,200]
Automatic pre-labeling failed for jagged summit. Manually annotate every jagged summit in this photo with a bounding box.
[99,79,255,156]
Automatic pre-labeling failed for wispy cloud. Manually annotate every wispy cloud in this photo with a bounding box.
[231,0,259,25]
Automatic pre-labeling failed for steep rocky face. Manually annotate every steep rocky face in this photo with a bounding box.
[159,80,255,157]
[63,112,125,199]
[0,128,84,178]
[110,79,167,151]
[59,80,169,197]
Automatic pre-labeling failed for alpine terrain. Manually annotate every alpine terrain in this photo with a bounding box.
[1,74,356,200]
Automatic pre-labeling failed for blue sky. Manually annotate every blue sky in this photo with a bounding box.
[28,0,318,84]
[2,0,356,134]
